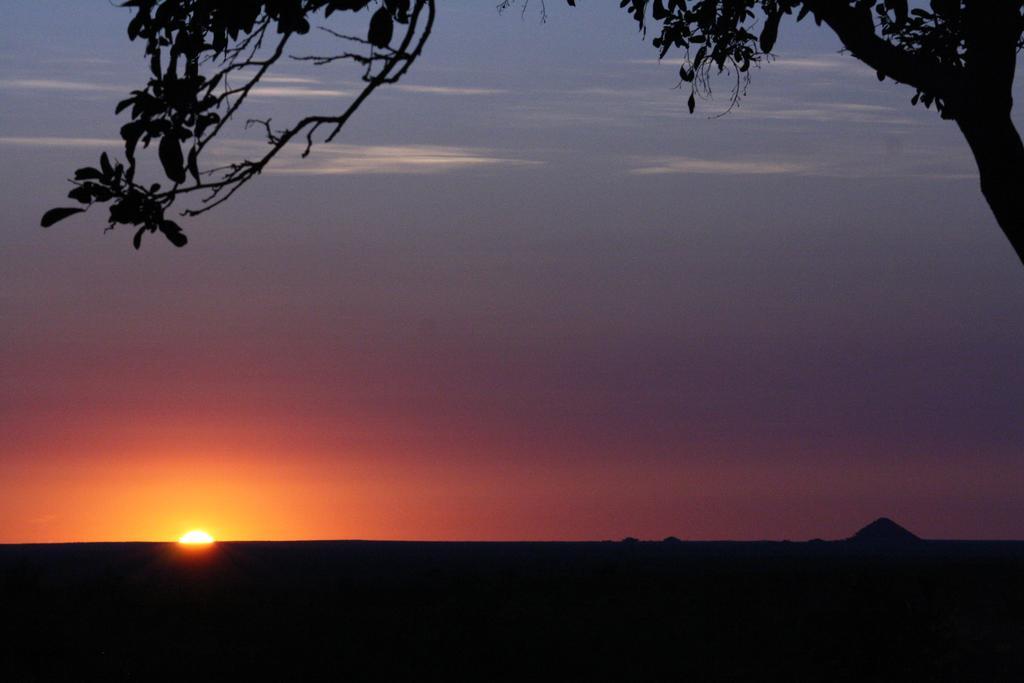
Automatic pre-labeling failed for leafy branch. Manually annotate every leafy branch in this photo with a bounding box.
[43,0,435,248]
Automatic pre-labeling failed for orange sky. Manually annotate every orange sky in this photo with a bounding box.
[4,406,1021,542]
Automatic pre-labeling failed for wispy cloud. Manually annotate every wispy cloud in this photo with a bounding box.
[733,100,915,125]
[625,58,689,67]
[629,155,814,176]
[392,84,507,96]
[0,75,347,99]
[626,54,863,74]
[0,75,350,99]
[629,149,976,180]
[3,136,540,175]
[0,79,124,93]
[249,85,352,98]
[1,75,499,100]
[263,144,540,175]
[769,56,861,72]
[0,136,119,147]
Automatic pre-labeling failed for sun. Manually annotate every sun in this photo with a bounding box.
[178,530,215,545]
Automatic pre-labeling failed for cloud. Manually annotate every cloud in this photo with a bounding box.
[249,85,352,98]
[0,79,124,93]
[625,58,689,67]
[0,76,350,99]
[392,84,507,96]
[626,54,863,74]
[733,100,916,125]
[628,148,977,180]
[768,56,863,73]
[2,137,541,178]
[629,155,814,176]
[0,136,119,147]
[2,137,539,175]
[263,144,540,175]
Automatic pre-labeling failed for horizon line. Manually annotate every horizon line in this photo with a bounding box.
[3,537,1023,546]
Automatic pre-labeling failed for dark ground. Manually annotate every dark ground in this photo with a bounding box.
[1,539,1022,681]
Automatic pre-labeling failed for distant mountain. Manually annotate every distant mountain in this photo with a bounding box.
[848,517,921,544]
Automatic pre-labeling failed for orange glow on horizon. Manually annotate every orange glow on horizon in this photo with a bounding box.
[3,417,1013,542]
[178,530,215,544]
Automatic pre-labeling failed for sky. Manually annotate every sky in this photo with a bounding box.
[1,1,1023,543]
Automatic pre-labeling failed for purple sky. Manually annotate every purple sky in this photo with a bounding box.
[1,2,1023,542]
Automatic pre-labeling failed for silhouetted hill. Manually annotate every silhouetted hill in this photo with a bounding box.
[848,517,921,544]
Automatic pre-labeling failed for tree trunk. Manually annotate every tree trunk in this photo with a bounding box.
[956,111,1024,266]
[955,1,1024,266]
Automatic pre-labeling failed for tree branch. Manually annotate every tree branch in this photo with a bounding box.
[806,0,964,103]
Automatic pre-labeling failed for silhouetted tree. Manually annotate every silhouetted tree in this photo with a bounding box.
[42,1,1024,266]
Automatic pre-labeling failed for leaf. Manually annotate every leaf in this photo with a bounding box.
[693,45,707,70]
[100,152,113,177]
[41,207,85,227]
[133,226,146,250]
[74,167,104,181]
[68,185,94,203]
[149,50,161,78]
[158,220,188,247]
[115,96,135,115]
[687,90,696,114]
[127,14,142,40]
[760,12,781,54]
[158,134,186,184]
[121,121,145,165]
[368,8,394,48]
[187,147,200,183]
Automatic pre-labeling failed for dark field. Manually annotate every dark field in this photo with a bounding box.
[2,540,1022,681]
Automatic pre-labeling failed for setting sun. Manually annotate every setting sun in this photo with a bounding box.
[178,530,215,545]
